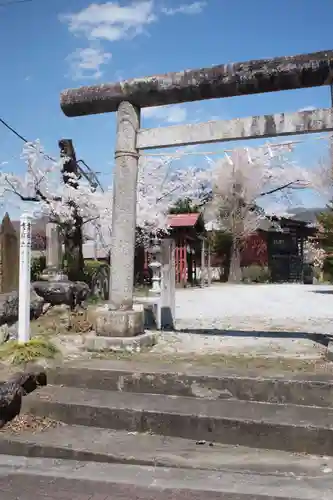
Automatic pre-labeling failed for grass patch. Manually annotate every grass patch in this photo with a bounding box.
[0,338,60,366]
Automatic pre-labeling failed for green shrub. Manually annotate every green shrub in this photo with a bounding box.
[82,260,105,285]
[242,265,271,283]
[82,260,110,301]
[0,338,60,365]
[31,256,46,281]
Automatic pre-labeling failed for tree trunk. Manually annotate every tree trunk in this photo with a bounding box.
[63,213,84,282]
[59,140,85,282]
[228,237,242,283]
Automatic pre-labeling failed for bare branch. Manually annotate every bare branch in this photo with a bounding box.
[4,175,62,205]
[208,145,311,256]
[259,180,307,197]
[81,216,100,225]
[4,177,40,202]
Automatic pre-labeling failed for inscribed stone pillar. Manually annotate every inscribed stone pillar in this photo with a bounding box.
[42,222,62,280]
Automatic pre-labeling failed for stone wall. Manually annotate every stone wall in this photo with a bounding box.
[0,213,19,293]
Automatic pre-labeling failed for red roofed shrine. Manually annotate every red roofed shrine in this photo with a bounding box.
[166,213,210,287]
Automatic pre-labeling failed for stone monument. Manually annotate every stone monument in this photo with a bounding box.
[0,213,19,294]
[41,222,65,281]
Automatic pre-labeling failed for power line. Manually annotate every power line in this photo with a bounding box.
[0,0,33,6]
[0,0,63,7]
[0,114,103,191]
[0,0,66,9]
[0,117,28,143]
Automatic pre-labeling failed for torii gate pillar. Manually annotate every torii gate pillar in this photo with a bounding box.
[109,101,140,312]
[92,100,144,337]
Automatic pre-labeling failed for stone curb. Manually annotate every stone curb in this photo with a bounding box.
[1,428,333,474]
[22,387,333,456]
[46,365,333,407]
[0,454,328,499]
[82,331,158,352]
[0,438,154,467]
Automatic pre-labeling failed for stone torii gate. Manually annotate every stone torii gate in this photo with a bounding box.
[60,49,333,336]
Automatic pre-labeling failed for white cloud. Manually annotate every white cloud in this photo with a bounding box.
[60,1,156,42]
[61,1,206,80]
[66,46,112,80]
[142,104,187,124]
[161,1,206,16]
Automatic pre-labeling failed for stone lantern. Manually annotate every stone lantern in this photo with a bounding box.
[148,235,161,296]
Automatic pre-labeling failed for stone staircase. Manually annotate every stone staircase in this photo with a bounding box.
[2,360,333,499]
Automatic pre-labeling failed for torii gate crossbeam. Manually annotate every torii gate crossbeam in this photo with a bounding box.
[59,49,333,337]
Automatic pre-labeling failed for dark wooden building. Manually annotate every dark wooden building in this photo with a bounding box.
[206,214,319,284]
[260,216,317,283]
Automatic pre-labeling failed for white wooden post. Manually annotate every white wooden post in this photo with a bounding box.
[18,212,32,343]
[160,239,176,330]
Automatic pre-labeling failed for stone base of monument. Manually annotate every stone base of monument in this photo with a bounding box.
[94,306,144,337]
[85,304,157,352]
[83,330,158,352]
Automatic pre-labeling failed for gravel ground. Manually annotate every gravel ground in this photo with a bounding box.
[150,284,333,358]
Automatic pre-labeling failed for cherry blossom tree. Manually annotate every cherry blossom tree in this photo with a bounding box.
[0,141,212,276]
[135,154,211,242]
[2,139,314,285]
[304,239,326,272]
[0,141,113,280]
[305,134,333,203]
[205,144,311,283]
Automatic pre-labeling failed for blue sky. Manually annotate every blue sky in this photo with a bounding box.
[1,0,333,214]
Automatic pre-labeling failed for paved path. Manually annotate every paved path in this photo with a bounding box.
[174,284,333,332]
[0,474,275,500]
[149,284,333,358]
[0,456,330,500]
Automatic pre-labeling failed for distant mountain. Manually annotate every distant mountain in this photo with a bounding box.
[287,206,327,214]
[286,206,328,224]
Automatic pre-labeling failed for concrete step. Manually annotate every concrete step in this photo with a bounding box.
[0,454,332,500]
[2,423,333,475]
[46,360,333,407]
[22,385,333,456]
